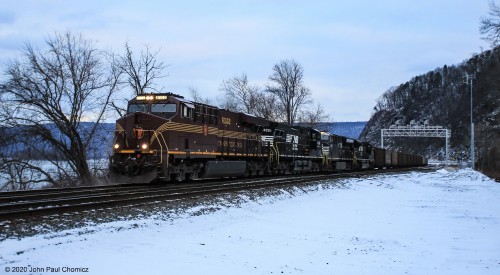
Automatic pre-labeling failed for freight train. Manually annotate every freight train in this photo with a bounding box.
[109,93,427,184]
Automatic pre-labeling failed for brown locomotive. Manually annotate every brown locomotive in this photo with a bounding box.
[109,93,426,184]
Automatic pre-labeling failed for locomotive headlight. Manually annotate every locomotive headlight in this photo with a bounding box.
[114,143,120,149]
[141,143,148,150]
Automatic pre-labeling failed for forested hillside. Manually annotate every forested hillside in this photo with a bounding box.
[359,46,500,178]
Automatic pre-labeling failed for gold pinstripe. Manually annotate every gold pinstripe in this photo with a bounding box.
[151,121,251,143]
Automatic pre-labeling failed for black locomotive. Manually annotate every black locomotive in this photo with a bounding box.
[109,93,426,184]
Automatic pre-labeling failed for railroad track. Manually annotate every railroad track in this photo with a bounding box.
[0,167,432,219]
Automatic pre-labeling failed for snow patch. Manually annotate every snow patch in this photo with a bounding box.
[1,169,499,274]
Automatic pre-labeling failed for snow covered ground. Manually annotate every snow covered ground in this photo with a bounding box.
[1,169,499,275]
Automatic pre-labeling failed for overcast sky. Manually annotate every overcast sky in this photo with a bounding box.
[0,0,491,121]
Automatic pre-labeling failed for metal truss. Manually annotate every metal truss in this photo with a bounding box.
[381,125,451,165]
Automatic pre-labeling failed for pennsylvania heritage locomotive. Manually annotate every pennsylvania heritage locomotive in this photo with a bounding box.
[109,93,426,184]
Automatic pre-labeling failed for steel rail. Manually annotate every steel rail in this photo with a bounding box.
[0,167,433,219]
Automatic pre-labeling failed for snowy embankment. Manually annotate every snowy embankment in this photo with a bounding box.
[1,169,499,274]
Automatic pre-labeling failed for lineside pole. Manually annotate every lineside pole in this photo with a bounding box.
[381,129,384,149]
[471,75,474,170]
[446,129,449,168]
[471,123,474,169]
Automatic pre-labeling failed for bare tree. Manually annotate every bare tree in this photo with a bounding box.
[480,1,500,47]
[253,92,283,121]
[109,43,168,117]
[220,73,260,114]
[119,42,168,95]
[266,59,312,125]
[0,32,121,187]
[217,94,238,111]
[0,157,56,191]
[298,103,330,129]
[189,87,213,105]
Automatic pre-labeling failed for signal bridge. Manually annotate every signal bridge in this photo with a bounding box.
[381,124,451,166]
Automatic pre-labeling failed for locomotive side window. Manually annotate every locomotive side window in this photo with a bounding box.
[181,104,194,119]
[208,108,214,124]
[127,103,148,113]
[213,109,218,125]
[151,103,177,118]
[254,125,263,133]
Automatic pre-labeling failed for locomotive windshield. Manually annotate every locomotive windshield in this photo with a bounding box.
[152,103,176,113]
[152,103,177,118]
[127,103,148,113]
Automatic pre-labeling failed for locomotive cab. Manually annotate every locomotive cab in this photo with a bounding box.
[110,93,191,184]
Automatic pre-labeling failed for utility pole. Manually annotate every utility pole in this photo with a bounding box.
[465,73,475,170]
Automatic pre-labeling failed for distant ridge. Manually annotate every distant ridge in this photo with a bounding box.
[315,122,367,140]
